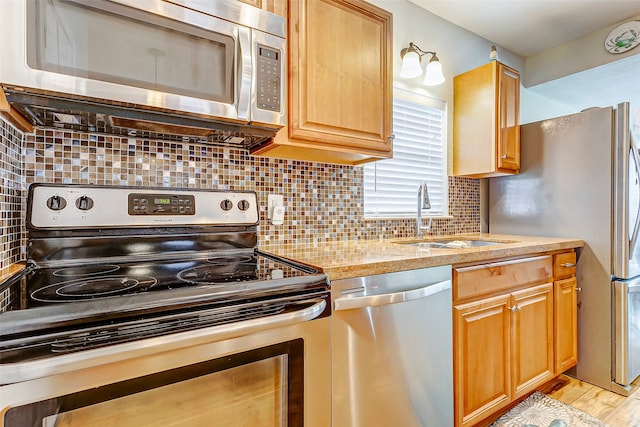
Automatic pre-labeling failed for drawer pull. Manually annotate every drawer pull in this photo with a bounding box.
[560,263,576,268]
[509,305,521,312]
[575,287,582,292]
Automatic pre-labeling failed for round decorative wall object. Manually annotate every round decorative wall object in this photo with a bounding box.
[604,21,640,54]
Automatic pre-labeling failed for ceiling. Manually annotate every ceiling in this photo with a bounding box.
[410,0,640,57]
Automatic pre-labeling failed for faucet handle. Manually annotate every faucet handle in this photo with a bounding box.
[422,182,431,209]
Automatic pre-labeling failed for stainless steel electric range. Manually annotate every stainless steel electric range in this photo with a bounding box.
[0,184,331,427]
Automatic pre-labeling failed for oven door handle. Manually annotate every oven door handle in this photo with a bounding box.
[184,298,327,339]
[183,298,328,339]
[231,298,327,332]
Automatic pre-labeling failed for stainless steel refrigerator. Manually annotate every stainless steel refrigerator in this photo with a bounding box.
[489,102,640,395]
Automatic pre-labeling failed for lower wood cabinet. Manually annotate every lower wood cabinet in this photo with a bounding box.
[554,255,578,373]
[453,251,578,427]
[555,277,578,372]
[511,283,554,398]
[454,294,512,426]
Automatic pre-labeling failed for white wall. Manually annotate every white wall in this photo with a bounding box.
[369,0,639,231]
[375,1,639,127]
[520,52,640,123]
[521,15,640,124]
[368,0,525,173]
[525,14,640,87]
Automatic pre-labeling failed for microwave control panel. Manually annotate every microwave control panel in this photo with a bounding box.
[256,45,281,112]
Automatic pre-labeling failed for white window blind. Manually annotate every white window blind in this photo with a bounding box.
[364,88,447,218]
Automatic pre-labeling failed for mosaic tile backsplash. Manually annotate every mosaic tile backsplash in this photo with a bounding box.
[1,121,480,268]
[0,117,26,270]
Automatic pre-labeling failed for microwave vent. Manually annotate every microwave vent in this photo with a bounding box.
[3,88,277,149]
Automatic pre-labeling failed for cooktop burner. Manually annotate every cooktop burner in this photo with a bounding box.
[206,256,253,265]
[20,251,312,307]
[52,265,121,277]
[31,275,158,302]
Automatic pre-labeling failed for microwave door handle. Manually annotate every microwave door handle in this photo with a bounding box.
[629,132,640,259]
[236,26,252,122]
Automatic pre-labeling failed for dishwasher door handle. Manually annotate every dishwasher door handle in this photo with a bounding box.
[334,279,451,311]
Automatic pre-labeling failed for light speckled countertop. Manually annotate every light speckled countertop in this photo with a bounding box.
[1,234,584,284]
[260,233,584,280]
[0,262,26,284]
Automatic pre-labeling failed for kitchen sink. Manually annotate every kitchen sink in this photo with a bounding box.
[395,238,512,249]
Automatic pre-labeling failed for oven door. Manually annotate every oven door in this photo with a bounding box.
[0,301,330,427]
[0,0,254,122]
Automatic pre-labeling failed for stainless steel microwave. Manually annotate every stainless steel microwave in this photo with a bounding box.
[0,0,286,133]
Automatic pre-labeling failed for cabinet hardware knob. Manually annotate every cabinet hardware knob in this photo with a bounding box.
[509,306,520,312]
[389,134,396,141]
[501,154,508,159]
[560,263,577,268]
[575,287,582,292]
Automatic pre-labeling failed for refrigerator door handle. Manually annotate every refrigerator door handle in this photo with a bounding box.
[628,132,640,259]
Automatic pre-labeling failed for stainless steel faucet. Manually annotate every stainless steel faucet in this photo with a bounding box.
[416,182,433,238]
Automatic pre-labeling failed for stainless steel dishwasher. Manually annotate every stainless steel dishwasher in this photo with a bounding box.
[331,265,453,427]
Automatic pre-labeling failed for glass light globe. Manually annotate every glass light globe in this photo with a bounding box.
[423,58,445,86]
[400,51,423,79]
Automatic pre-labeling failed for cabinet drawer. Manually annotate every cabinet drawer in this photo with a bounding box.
[554,251,577,279]
[454,255,553,301]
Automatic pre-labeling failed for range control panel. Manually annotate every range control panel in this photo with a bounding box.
[128,193,195,216]
[28,184,259,229]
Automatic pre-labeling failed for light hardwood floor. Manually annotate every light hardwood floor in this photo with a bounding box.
[542,374,640,426]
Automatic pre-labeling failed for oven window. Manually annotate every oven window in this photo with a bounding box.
[5,340,303,427]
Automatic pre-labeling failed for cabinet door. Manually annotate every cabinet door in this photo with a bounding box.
[511,283,554,399]
[288,0,392,153]
[454,294,511,427]
[453,61,520,177]
[496,63,520,172]
[555,277,578,373]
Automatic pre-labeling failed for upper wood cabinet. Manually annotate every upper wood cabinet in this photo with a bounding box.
[251,0,393,165]
[453,61,520,177]
[0,90,33,133]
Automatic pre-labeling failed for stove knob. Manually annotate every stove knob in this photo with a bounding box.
[46,195,67,211]
[220,199,233,211]
[76,195,94,211]
[238,199,250,211]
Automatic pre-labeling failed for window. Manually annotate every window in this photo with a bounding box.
[364,87,447,218]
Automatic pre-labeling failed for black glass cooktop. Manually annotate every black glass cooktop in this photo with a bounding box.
[20,250,318,308]
[0,250,330,364]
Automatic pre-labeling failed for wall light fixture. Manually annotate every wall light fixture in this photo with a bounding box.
[399,42,445,86]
